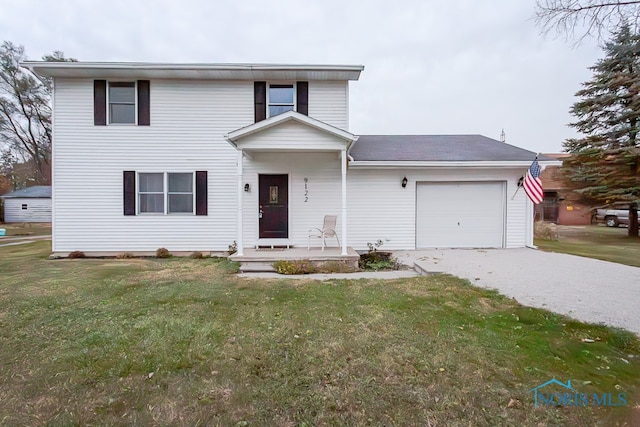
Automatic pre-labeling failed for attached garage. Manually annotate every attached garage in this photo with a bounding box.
[415,181,506,248]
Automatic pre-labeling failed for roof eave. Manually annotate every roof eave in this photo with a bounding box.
[225,111,357,144]
[21,61,364,81]
[349,160,562,168]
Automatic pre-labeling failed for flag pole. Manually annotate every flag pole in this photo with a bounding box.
[511,154,539,200]
[511,177,523,200]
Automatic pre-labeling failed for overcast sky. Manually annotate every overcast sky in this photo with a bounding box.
[1,0,604,153]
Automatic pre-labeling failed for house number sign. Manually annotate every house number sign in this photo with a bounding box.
[304,177,309,202]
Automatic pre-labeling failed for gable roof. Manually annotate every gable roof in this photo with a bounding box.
[23,62,364,81]
[0,185,51,198]
[225,110,357,145]
[349,135,539,162]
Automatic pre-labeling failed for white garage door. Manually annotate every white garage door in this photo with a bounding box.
[416,182,505,248]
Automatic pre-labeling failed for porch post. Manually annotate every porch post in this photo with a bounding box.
[237,149,244,256]
[341,149,348,255]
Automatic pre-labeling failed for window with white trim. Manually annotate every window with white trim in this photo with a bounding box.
[139,173,164,213]
[109,82,136,124]
[268,84,295,117]
[138,172,194,214]
[167,173,193,213]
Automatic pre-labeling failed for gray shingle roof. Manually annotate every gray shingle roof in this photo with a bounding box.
[350,135,539,161]
[0,185,51,198]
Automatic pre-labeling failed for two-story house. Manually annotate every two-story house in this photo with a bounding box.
[24,61,547,257]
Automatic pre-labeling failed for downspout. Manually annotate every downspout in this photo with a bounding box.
[341,149,348,255]
[237,149,244,256]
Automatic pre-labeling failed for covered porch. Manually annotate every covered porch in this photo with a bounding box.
[225,111,358,257]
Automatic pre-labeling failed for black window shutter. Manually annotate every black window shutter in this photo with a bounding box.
[254,81,266,122]
[137,80,150,126]
[94,80,107,125]
[297,81,309,116]
[195,171,208,216]
[123,171,136,215]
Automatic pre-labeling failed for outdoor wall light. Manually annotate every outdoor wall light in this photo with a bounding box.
[244,183,250,192]
[401,176,408,188]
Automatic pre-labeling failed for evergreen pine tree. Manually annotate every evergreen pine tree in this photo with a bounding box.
[564,25,640,237]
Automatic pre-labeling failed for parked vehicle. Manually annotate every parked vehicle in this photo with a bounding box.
[596,209,640,227]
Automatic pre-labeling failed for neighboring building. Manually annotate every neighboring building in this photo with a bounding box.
[536,153,593,225]
[23,61,557,256]
[0,185,52,223]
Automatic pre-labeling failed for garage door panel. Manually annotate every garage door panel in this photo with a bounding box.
[416,182,505,248]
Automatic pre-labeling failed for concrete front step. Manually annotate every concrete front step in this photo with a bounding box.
[239,261,277,273]
[231,247,361,273]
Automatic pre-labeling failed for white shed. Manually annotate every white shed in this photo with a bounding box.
[1,186,52,223]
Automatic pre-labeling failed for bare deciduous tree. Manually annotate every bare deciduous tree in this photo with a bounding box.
[0,41,74,188]
[535,0,640,40]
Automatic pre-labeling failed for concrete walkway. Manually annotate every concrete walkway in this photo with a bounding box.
[238,270,420,280]
[0,235,51,248]
[394,248,640,335]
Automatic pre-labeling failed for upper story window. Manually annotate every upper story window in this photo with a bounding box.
[268,84,295,117]
[109,82,136,124]
[94,80,150,126]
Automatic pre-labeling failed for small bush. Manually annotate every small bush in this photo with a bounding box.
[317,261,356,274]
[68,251,86,259]
[273,259,317,275]
[156,248,172,258]
[534,221,558,241]
[190,251,204,259]
[116,252,134,259]
[228,241,238,255]
[359,251,400,271]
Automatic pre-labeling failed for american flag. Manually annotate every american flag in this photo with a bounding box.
[524,158,543,204]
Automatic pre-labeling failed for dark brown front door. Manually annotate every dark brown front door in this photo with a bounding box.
[259,174,288,238]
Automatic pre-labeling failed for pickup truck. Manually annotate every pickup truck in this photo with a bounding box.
[596,209,640,227]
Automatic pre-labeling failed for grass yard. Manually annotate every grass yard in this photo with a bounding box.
[0,222,51,238]
[1,242,639,426]
[535,225,640,268]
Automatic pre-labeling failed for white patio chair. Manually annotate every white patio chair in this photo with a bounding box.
[308,215,340,251]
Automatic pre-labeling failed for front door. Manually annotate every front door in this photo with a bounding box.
[259,174,288,238]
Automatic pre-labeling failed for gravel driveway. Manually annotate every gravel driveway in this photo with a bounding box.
[394,248,640,335]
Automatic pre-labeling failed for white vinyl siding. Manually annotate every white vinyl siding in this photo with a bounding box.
[236,120,347,151]
[4,198,52,223]
[416,182,505,248]
[52,78,252,252]
[308,81,348,129]
[347,168,528,250]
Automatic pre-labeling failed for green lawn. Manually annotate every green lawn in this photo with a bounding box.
[1,241,639,426]
[0,222,51,238]
[535,225,640,268]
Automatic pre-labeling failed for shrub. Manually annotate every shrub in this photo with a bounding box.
[273,259,317,275]
[116,252,134,259]
[534,221,558,241]
[155,248,172,258]
[359,251,400,271]
[317,261,356,274]
[190,251,204,259]
[68,251,86,259]
[228,241,238,255]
